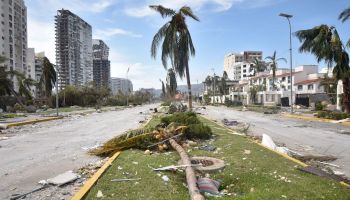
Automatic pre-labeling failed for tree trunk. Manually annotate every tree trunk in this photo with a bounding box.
[185,65,193,111]
[342,78,350,113]
[169,138,204,200]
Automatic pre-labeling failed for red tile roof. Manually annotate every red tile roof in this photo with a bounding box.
[294,78,321,85]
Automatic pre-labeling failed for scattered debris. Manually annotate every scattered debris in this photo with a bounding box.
[338,130,350,135]
[222,119,239,126]
[197,178,221,195]
[244,150,251,155]
[10,185,49,200]
[152,164,202,171]
[331,118,350,124]
[47,171,80,186]
[298,166,350,184]
[179,156,225,172]
[199,145,217,152]
[319,162,340,168]
[261,134,289,155]
[161,175,169,182]
[96,190,104,198]
[81,143,101,151]
[111,178,141,182]
[132,161,139,165]
[293,154,337,162]
[144,149,152,155]
[0,136,9,141]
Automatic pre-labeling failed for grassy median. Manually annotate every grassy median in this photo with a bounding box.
[84,115,350,200]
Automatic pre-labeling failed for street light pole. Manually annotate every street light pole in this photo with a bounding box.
[54,66,59,117]
[126,67,130,106]
[279,13,293,114]
[211,68,216,104]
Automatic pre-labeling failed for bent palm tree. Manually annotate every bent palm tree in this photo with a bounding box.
[40,57,57,98]
[250,58,267,76]
[339,7,350,47]
[265,51,286,90]
[11,70,36,99]
[166,68,177,97]
[150,5,199,110]
[296,25,350,112]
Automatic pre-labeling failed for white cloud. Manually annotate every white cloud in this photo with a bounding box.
[94,28,142,39]
[27,17,56,62]
[124,0,242,17]
[110,62,167,89]
[42,0,116,14]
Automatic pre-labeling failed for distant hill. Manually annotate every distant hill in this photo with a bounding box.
[154,83,204,97]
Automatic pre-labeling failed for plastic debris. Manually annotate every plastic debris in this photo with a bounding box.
[262,134,289,154]
[199,145,217,152]
[161,175,169,182]
[47,171,80,186]
[96,190,104,198]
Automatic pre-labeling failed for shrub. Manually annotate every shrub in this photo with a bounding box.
[317,111,350,120]
[315,102,326,111]
[161,101,171,106]
[160,112,212,140]
[225,99,243,107]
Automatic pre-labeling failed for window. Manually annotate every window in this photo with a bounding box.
[282,77,286,82]
[308,84,314,90]
[298,85,303,91]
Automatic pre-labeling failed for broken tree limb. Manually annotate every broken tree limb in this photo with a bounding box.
[169,138,205,200]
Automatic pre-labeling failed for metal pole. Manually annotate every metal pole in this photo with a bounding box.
[55,69,59,116]
[279,13,293,114]
[288,18,293,114]
[126,67,130,106]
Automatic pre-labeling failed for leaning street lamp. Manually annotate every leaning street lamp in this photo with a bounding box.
[279,12,294,114]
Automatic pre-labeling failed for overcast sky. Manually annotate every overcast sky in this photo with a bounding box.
[26,0,350,89]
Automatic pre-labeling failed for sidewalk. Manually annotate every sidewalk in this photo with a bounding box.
[283,113,350,126]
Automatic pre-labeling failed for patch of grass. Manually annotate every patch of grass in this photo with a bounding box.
[84,116,350,200]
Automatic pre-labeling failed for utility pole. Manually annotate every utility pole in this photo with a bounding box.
[279,13,293,114]
[55,66,59,117]
[211,68,216,104]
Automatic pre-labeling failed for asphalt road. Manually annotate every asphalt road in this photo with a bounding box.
[200,105,350,177]
[0,104,157,199]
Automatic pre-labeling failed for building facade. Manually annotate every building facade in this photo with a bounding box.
[55,9,93,90]
[0,0,28,90]
[224,51,262,81]
[110,77,133,95]
[92,39,110,88]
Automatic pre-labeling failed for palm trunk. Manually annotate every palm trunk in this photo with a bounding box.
[342,78,350,113]
[169,138,204,200]
[185,65,193,111]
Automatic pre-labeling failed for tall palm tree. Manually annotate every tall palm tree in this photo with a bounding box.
[40,57,57,98]
[150,5,199,110]
[160,79,166,98]
[296,25,350,112]
[0,56,13,96]
[265,51,286,90]
[220,71,228,95]
[250,58,267,76]
[11,71,36,100]
[339,7,350,47]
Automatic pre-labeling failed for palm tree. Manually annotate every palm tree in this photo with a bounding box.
[0,56,13,96]
[220,71,228,95]
[250,58,267,76]
[11,71,36,100]
[166,68,177,97]
[40,57,57,98]
[296,25,350,112]
[160,79,166,98]
[265,51,286,90]
[339,7,350,47]
[150,5,199,110]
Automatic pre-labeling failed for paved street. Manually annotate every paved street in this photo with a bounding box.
[200,106,350,177]
[0,104,157,199]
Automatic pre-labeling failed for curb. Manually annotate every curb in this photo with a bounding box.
[71,113,155,200]
[200,115,350,188]
[283,114,350,126]
[4,116,64,128]
[71,152,121,200]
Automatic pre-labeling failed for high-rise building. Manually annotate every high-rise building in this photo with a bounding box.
[55,9,93,90]
[224,51,262,81]
[92,39,110,88]
[0,0,28,89]
[110,77,133,95]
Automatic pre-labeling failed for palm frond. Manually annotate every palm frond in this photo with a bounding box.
[339,7,350,23]
[151,22,170,59]
[149,5,176,18]
[180,6,200,21]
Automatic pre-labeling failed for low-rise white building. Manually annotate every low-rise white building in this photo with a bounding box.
[111,77,133,95]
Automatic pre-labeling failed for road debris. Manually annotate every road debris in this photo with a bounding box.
[199,145,217,152]
[261,134,289,155]
[10,185,49,200]
[331,118,350,124]
[144,149,152,155]
[244,150,251,155]
[222,118,239,126]
[111,178,141,182]
[47,171,80,186]
[298,166,350,184]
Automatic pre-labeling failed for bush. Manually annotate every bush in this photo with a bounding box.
[161,101,171,106]
[160,112,212,140]
[315,102,326,111]
[317,111,350,120]
[225,99,243,107]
